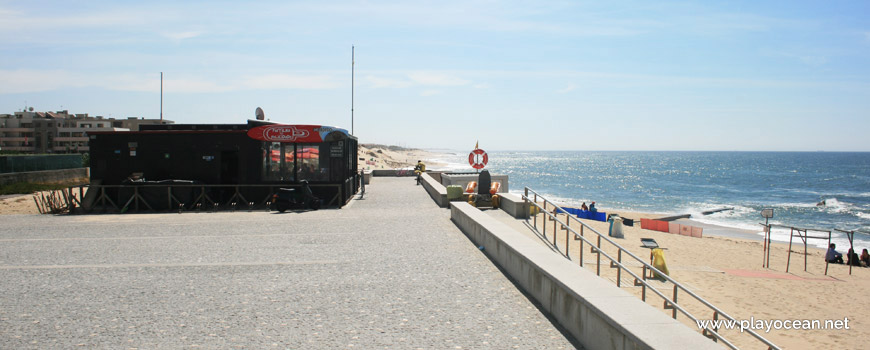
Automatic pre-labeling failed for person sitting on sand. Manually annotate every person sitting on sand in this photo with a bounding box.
[825,243,844,264]
[846,248,861,266]
[861,249,870,267]
[580,202,588,211]
[589,201,597,212]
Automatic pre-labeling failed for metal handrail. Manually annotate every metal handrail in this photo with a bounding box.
[523,187,779,350]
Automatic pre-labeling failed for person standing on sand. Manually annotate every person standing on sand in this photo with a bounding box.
[825,243,844,264]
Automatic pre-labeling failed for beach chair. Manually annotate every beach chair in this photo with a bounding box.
[640,238,669,280]
[468,170,499,208]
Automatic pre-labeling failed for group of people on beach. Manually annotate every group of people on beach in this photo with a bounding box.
[580,201,597,212]
[826,243,870,267]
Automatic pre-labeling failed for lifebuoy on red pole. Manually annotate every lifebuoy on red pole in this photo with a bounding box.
[468,148,488,169]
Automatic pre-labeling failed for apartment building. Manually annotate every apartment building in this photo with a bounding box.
[0,110,173,154]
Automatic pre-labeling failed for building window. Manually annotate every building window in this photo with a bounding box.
[261,142,331,182]
[296,144,324,181]
[263,142,284,181]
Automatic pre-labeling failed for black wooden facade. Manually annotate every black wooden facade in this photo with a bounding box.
[85,120,359,211]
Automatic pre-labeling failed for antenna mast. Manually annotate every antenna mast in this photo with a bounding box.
[351,45,354,135]
[160,72,164,121]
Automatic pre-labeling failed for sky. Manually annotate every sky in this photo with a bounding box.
[1,0,869,151]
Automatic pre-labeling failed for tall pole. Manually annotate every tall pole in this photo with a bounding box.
[160,72,163,121]
[351,46,354,135]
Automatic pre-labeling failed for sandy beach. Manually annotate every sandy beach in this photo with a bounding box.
[521,203,868,349]
[357,144,448,171]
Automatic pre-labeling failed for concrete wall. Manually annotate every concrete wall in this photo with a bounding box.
[441,173,509,193]
[450,202,721,350]
[371,169,416,177]
[498,193,529,219]
[420,172,449,208]
[0,168,90,186]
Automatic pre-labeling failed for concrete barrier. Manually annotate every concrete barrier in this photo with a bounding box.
[441,173,509,193]
[371,169,415,177]
[420,173,449,208]
[498,193,529,219]
[0,168,90,186]
[450,202,721,350]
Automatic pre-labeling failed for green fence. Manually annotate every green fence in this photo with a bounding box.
[0,155,84,174]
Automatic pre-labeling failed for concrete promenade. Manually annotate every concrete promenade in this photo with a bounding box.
[0,177,577,349]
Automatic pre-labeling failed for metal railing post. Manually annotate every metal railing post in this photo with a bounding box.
[543,201,547,239]
[617,250,622,287]
[596,235,601,276]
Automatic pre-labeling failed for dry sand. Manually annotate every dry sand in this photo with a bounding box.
[0,193,40,215]
[521,204,868,349]
[357,144,447,171]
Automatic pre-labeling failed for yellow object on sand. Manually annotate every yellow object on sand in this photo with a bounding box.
[651,248,670,279]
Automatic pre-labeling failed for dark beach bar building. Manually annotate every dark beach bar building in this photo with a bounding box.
[83,120,359,212]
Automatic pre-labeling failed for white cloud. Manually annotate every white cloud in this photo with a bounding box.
[364,72,473,89]
[365,75,412,88]
[242,74,340,90]
[408,72,470,86]
[765,50,828,67]
[161,31,204,41]
[0,69,85,93]
[556,84,576,93]
[0,69,344,94]
[420,89,442,96]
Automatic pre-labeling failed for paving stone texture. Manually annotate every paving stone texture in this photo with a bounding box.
[0,177,578,349]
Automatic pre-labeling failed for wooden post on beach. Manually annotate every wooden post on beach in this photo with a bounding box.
[835,229,856,276]
[824,231,831,275]
[761,209,773,268]
[786,228,794,273]
[762,225,767,268]
[803,229,808,272]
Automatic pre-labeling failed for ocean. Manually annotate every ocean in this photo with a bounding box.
[431,151,870,250]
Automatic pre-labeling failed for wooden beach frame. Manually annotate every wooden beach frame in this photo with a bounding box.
[761,223,833,275]
[834,229,870,276]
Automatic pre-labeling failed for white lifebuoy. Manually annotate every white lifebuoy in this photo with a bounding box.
[468,148,488,169]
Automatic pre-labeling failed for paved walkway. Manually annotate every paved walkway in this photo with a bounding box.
[0,177,577,349]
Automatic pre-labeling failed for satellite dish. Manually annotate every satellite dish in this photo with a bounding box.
[255,107,265,120]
